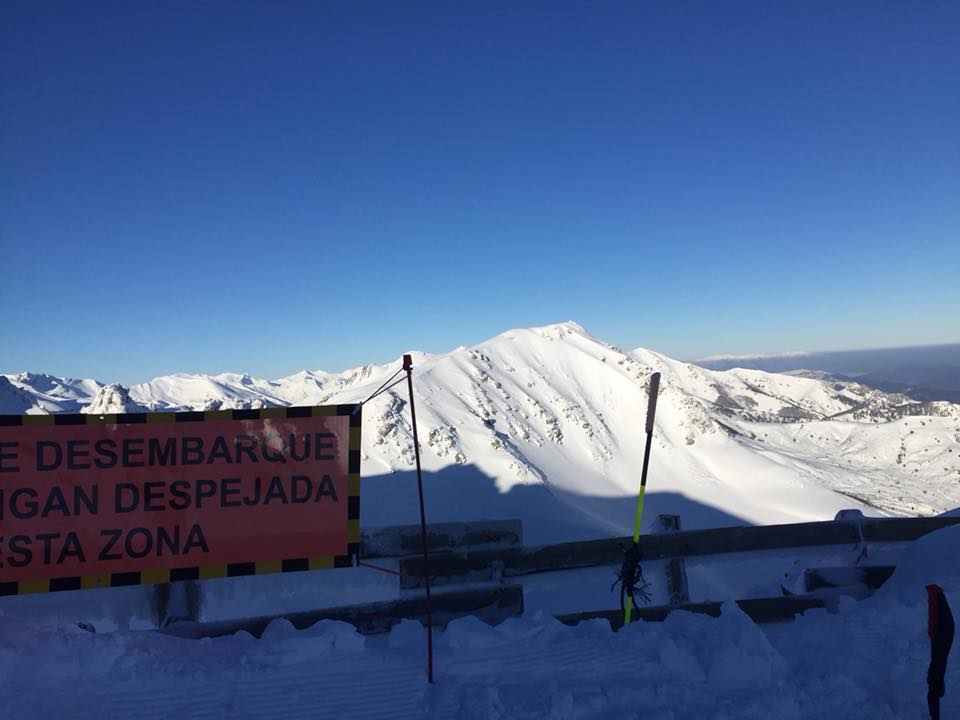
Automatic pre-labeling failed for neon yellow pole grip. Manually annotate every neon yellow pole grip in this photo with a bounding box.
[624,372,660,626]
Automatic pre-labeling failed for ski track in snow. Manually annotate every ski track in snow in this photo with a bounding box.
[101,665,427,720]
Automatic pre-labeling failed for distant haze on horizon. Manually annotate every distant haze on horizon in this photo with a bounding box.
[694,341,960,364]
[694,340,960,403]
[2,2,958,383]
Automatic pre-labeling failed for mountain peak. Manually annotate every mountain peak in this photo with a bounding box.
[487,321,591,346]
[533,320,587,336]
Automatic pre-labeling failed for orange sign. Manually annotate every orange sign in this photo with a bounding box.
[0,406,361,595]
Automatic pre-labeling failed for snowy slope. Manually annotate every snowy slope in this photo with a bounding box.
[3,523,959,720]
[4,322,959,538]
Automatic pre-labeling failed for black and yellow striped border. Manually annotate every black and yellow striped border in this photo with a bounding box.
[0,404,362,597]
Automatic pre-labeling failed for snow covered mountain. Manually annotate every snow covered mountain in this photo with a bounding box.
[4,322,959,538]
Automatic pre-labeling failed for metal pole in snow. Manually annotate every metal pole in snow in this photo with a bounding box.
[403,354,434,683]
[624,371,661,626]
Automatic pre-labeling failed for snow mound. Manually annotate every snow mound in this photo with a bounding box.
[5,587,954,719]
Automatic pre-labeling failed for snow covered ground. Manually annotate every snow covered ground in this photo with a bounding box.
[3,322,959,717]
[2,524,956,719]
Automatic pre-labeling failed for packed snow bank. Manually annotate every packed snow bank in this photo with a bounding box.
[3,527,958,719]
[763,523,960,718]
[0,607,798,719]
[874,522,960,600]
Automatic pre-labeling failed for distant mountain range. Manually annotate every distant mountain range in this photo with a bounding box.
[696,343,960,403]
[3,323,959,540]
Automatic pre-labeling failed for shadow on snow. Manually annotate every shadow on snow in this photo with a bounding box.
[362,463,750,544]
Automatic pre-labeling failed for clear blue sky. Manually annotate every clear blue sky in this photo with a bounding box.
[2,1,958,384]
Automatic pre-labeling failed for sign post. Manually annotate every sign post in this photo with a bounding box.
[0,405,361,596]
[403,354,434,684]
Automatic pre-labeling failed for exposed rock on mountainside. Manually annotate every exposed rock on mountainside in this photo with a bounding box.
[80,384,149,415]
